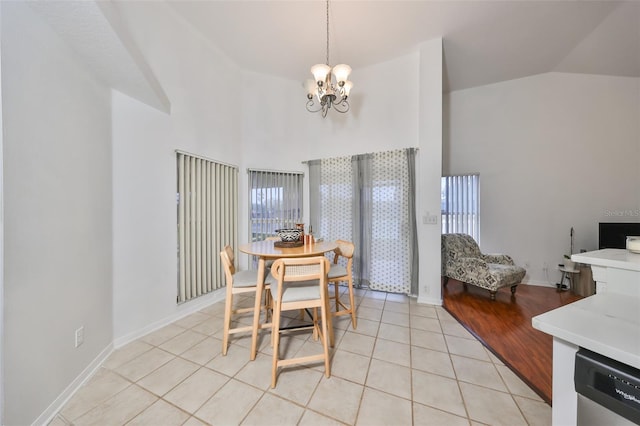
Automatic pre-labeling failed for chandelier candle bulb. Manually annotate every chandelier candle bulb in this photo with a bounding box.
[306,79,317,98]
[342,81,353,97]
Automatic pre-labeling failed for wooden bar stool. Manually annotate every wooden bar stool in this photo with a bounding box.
[269,256,332,388]
[219,245,273,356]
[328,240,357,329]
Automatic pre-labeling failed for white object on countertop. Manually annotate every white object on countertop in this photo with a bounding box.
[563,259,576,271]
[627,236,640,253]
[571,248,640,296]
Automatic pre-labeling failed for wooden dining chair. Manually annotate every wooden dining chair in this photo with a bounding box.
[264,235,307,321]
[328,240,357,329]
[269,256,332,388]
[220,245,273,356]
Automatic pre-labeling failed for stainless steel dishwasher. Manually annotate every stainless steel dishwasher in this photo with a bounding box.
[574,348,640,425]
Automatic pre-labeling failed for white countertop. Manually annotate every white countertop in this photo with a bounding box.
[571,248,640,272]
[532,292,640,369]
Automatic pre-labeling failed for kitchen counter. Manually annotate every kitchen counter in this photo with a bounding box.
[532,292,640,425]
[571,248,640,272]
[571,249,640,296]
[532,248,640,425]
[532,292,640,370]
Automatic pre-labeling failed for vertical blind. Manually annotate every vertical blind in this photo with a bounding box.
[248,169,303,242]
[441,174,480,241]
[177,151,238,303]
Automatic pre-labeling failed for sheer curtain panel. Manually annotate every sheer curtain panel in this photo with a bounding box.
[177,151,238,303]
[308,157,352,243]
[309,148,419,295]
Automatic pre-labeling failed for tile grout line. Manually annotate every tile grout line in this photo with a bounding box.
[53,288,549,426]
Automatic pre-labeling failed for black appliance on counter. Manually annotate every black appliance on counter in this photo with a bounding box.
[599,222,640,249]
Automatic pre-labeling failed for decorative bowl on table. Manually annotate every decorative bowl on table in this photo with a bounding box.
[275,228,303,242]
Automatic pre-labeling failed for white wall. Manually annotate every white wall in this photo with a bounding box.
[111,1,242,341]
[238,71,311,252]
[444,72,640,285]
[302,52,421,160]
[1,3,113,424]
[416,39,444,305]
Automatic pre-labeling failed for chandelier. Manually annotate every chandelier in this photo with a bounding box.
[306,0,353,117]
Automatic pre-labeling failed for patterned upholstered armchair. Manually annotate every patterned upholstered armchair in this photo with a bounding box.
[441,233,526,300]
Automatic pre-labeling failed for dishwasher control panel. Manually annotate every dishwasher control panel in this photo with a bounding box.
[575,348,640,425]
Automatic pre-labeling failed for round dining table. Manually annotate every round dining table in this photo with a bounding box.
[238,239,338,360]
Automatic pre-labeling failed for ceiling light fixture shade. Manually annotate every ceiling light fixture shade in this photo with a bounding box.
[332,64,351,85]
[306,0,352,117]
[311,64,331,85]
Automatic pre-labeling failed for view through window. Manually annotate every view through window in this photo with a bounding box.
[248,169,303,242]
[441,174,480,241]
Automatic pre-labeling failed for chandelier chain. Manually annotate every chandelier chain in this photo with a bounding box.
[325,0,330,66]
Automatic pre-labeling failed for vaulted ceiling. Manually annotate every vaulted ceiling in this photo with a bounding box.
[25,0,640,110]
[168,0,640,92]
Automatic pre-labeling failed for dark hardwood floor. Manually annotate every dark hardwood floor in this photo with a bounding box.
[442,279,582,405]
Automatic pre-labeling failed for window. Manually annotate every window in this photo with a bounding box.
[248,169,303,242]
[441,174,480,241]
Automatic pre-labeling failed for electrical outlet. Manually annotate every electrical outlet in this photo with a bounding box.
[75,326,84,348]
[422,214,438,225]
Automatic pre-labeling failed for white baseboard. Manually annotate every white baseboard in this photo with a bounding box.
[521,278,557,288]
[415,281,556,305]
[36,287,227,424]
[113,287,226,349]
[34,343,114,426]
[416,295,443,306]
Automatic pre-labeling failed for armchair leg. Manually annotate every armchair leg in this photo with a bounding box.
[443,277,449,287]
[490,291,497,301]
[510,285,517,295]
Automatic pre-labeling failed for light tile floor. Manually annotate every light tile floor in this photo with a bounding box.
[50,288,551,425]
